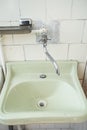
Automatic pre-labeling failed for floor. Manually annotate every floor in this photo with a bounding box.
[0,122,87,130]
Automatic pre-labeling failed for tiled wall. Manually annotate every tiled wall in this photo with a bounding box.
[0,0,87,130]
[0,0,87,83]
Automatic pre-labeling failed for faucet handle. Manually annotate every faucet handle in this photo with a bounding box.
[39,35,51,43]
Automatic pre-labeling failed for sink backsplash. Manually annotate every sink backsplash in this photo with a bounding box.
[0,0,87,89]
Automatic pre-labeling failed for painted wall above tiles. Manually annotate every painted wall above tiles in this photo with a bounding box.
[47,0,72,20]
[0,0,87,81]
[0,0,87,21]
[0,0,20,21]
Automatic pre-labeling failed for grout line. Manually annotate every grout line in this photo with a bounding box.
[3,44,36,46]
[70,0,73,19]
[58,19,87,22]
[23,45,26,61]
[80,42,87,44]
[18,0,21,18]
[81,20,86,43]
[2,43,44,46]
[12,32,14,45]
[45,0,47,22]
[2,43,87,46]
[3,44,23,47]
[0,19,87,23]
[67,44,70,60]
[10,21,14,45]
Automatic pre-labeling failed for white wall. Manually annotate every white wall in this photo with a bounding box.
[0,0,87,129]
[0,0,86,82]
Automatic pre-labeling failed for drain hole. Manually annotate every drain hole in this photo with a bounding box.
[39,102,45,107]
[37,100,47,108]
[40,74,47,79]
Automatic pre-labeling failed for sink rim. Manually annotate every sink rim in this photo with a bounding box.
[0,61,87,125]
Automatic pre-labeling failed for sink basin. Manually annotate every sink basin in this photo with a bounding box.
[0,61,87,125]
[5,81,81,112]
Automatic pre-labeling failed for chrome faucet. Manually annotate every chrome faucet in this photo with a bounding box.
[40,32,60,75]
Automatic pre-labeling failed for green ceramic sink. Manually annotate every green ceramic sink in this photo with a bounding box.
[0,61,87,125]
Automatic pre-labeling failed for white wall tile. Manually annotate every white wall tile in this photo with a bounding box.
[77,63,85,79]
[20,0,46,21]
[3,45,24,61]
[2,35,13,45]
[47,44,68,60]
[13,34,36,44]
[47,0,72,20]
[10,21,20,26]
[83,21,87,43]
[24,45,46,60]
[0,21,11,26]
[0,0,20,21]
[68,44,87,62]
[72,0,87,19]
[60,21,84,43]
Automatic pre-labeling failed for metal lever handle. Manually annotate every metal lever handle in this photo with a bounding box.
[39,36,51,43]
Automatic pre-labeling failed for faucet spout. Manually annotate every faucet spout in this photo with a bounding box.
[44,46,60,75]
[38,30,60,75]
